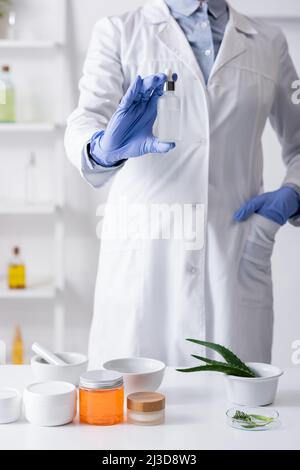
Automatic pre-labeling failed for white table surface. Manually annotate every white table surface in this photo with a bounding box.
[0,365,299,450]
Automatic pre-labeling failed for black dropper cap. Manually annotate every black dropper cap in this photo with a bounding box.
[165,69,176,91]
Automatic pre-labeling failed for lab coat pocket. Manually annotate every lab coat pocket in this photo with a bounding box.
[239,214,280,308]
[242,214,280,267]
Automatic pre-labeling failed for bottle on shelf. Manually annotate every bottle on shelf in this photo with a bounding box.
[8,246,26,289]
[12,326,24,365]
[0,65,16,123]
[25,151,38,204]
[7,10,17,40]
[0,339,6,365]
[0,0,11,39]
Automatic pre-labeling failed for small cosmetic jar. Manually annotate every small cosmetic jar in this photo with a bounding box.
[0,388,22,424]
[24,381,77,427]
[127,392,165,425]
[79,370,124,425]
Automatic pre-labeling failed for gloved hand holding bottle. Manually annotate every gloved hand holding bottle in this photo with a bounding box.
[234,186,300,225]
[89,73,176,168]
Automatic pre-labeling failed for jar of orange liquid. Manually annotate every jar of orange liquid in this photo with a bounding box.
[79,370,124,425]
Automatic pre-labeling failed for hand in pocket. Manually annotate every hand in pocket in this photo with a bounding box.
[234,187,300,225]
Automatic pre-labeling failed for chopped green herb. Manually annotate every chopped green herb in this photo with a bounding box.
[232,410,275,429]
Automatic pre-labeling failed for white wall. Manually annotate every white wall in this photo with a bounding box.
[1,0,299,367]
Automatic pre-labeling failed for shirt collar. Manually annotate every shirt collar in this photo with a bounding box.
[208,0,228,18]
[164,0,227,18]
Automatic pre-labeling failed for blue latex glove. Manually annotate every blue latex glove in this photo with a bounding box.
[234,187,300,225]
[90,73,176,167]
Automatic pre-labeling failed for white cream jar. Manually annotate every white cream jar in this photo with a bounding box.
[24,381,77,427]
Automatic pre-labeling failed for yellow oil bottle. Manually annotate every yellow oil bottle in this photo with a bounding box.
[12,326,24,365]
[8,246,26,289]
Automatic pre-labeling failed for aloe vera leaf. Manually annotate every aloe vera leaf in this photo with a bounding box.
[187,338,253,373]
[248,414,274,423]
[176,363,254,377]
[191,355,255,378]
[186,339,255,376]
[191,354,219,364]
[240,422,270,429]
[191,354,253,375]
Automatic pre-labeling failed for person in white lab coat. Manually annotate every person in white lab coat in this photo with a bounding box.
[65,0,300,368]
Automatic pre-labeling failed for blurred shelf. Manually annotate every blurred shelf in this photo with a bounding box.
[0,40,61,49]
[0,123,60,133]
[0,0,66,351]
[0,285,56,300]
[0,203,57,215]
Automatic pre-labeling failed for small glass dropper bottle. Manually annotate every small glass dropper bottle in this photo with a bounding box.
[156,69,181,142]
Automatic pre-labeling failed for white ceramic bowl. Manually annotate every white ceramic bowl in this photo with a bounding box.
[224,362,283,406]
[24,381,77,427]
[31,352,88,386]
[103,357,166,395]
[0,388,22,424]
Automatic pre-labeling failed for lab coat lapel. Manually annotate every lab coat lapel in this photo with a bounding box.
[157,20,206,85]
[143,0,206,85]
[143,1,258,85]
[209,6,258,82]
[209,22,246,81]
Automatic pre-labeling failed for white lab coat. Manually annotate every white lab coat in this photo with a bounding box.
[65,0,300,368]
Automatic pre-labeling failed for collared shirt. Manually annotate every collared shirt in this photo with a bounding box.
[165,0,229,83]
